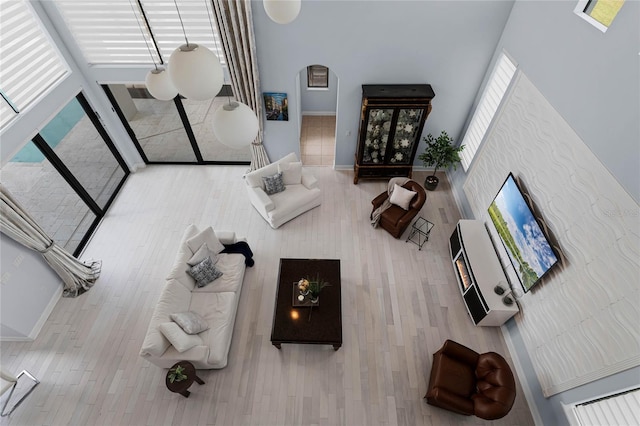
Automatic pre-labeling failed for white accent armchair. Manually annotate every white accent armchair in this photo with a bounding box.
[244,152,321,228]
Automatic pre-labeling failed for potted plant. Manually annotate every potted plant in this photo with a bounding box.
[307,274,330,303]
[167,364,188,383]
[417,131,465,191]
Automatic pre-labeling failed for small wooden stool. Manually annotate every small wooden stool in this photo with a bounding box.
[165,361,205,398]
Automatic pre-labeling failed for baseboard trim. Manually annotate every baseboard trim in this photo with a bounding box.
[302,111,336,116]
[28,288,62,340]
[501,325,544,426]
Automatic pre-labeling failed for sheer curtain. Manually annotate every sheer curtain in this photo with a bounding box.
[0,184,101,298]
[211,0,270,170]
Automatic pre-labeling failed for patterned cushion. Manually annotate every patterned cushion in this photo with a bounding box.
[170,311,209,334]
[186,256,223,288]
[262,172,286,195]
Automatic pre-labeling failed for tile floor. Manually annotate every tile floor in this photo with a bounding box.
[300,115,336,166]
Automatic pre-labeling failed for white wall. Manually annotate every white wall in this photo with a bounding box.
[465,72,639,424]
[253,0,515,163]
[0,236,60,340]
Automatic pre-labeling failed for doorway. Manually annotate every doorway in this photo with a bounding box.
[296,65,338,166]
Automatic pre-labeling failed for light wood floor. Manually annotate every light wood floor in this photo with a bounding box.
[0,165,534,426]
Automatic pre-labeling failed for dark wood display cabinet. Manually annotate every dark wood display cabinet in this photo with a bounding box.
[353,84,435,184]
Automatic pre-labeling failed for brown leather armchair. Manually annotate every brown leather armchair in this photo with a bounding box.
[370,180,426,238]
[425,339,516,420]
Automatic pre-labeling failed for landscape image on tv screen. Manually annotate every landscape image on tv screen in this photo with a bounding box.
[488,174,558,292]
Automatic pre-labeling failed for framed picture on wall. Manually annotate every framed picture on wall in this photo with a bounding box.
[263,92,288,121]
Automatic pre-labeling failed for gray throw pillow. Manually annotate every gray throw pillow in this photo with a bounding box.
[170,311,209,335]
[186,256,223,288]
[262,171,286,195]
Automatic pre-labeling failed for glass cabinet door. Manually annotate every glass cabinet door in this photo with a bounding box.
[388,108,424,165]
[362,108,393,164]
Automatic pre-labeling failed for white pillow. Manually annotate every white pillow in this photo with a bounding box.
[389,184,417,210]
[277,161,303,185]
[186,226,224,255]
[158,322,203,353]
[187,243,218,267]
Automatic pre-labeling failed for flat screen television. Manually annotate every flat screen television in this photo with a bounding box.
[488,173,558,292]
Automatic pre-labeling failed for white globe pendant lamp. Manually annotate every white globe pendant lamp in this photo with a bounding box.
[145,68,178,101]
[263,0,301,24]
[168,43,224,101]
[212,101,259,148]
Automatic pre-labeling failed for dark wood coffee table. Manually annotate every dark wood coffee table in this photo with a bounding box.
[271,258,342,350]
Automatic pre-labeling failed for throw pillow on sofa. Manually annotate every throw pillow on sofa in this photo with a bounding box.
[277,161,303,185]
[158,322,203,353]
[262,171,286,195]
[187,243,218,267]
[186,226,225,255]
[187,256,223,287]
[170,311,209,334]
[389,184,417,210]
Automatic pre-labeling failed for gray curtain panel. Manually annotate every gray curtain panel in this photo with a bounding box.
[0,184,101,298]
[212,0,270,171]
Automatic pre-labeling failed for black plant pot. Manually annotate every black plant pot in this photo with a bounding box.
[425,175,439,191]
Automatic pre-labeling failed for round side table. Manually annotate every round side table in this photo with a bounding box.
[165,361,205,398]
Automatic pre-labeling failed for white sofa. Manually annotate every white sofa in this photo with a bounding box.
[244,152,322,229]
[139,224,248,369]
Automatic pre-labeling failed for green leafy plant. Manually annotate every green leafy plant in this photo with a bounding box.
[418,131,465,178]
[168,365,188,383]
[307,274,330,300]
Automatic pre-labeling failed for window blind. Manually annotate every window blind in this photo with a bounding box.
[459,53,517,171]
[0,0,69,114]
[0,94,17,129]
[141,0,224,65]
[54,0,224,65]
[573,388,640,426]
[54,1,159,64]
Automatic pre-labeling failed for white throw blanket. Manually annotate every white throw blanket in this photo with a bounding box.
[370,177,412,227]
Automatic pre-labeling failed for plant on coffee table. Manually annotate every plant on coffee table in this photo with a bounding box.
[307,274,330,302]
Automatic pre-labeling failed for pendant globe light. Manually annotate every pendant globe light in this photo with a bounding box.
[264,0,301,24]
[212,100,259,148]
[145,68,177,101]
[168,0,223,101]
[130,0,177,101]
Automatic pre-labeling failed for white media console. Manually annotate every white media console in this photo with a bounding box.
[449,219,519,326]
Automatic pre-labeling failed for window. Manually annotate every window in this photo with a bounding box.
[459,52,517,171]
[2,93,128,256]
[307,65,329,88]
[574,0,625,33]
[54,1,225,65]
[0,0,70,129]
[570,387,639,425]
